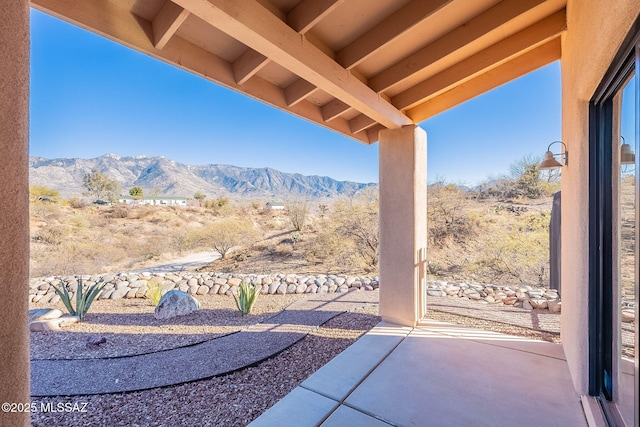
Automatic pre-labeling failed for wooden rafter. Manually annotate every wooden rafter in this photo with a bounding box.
[172,0,411,129]
[31,0,372,143]
[407,38,561,122]
[287,0,345,34]
[285,79,318,107]
[322,99,352,122]
[234,0,341,89]
[233,49,269,85]
[153,1,190,49]
[369,0,547,93]
[393,10,566,111]
[349,114,377,134]
[336,0,452,70]
[31,0,568,145]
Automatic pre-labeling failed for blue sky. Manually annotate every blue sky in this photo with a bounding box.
[30,9,561,185]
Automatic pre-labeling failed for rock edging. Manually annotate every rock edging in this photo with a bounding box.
[426,280,562,314]
[28,272,380,304]
[27,272,570,315]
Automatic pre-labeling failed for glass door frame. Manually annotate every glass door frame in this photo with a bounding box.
[589,18,639,427]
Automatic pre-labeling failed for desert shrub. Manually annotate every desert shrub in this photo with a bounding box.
[287,199,309,231]
[30,185,60,203]
[32,226,66,245]
[265,218,286,230]
[127,206,154,220]
[205,196,234,216]
[30,202,58,220]
[145,278,164,306]
[274,243,293,257]
[471,212,550,286]
[109,205,129,218]
[304,226,344,265]
[67,197,87,209]
[332,189,379,272]
[169,230,190,254]
[69,212,90,228]
[192,218,258,259]
[474,155,559,201]
[427,182,476,247]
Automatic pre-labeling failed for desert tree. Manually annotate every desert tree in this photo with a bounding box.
[287,199,309,231]
[194,191,206,206]
[195,218,257,259]
[427,180,476,247]
[129,186,144,200]
[82,168,121,203]
[150,186,163,205]
[332,188,380,271]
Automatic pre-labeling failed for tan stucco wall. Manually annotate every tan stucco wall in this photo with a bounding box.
[561,0,640,394]
[378,125,427,326]
[0,1,30,426]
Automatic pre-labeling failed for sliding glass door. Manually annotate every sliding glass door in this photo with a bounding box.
[589,24,639,427]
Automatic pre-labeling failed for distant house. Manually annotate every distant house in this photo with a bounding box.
[119,195,188,206]
[265,201,285,210]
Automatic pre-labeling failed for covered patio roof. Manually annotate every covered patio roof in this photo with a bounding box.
[32,0,566,144]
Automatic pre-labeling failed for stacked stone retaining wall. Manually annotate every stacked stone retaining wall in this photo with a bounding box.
[29,272,565,314]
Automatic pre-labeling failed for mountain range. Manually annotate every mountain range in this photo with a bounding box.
[29,154,376,200]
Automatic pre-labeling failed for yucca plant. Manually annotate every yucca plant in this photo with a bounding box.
[51,278,105,321]
[233,281,260,315]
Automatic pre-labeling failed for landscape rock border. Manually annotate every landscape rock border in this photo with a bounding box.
[28,272,571,315]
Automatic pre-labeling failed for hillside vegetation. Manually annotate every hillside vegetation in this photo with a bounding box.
[30,160,559,287]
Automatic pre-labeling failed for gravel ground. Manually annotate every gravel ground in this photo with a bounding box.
[30,294,307,359]
[30,307,381,427]
[30,294,562,426]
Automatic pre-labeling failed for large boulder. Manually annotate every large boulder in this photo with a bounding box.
[154,290,200,320]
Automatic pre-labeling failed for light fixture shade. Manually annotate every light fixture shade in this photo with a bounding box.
[620,143,636,165]
[538,150,564,170]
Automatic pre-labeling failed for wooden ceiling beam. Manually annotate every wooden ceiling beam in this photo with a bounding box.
[393,10,566,111]
[369,0,547,93]
[349,114,377,134]
[31,0,370,144]
[256,0,286,21]
[337,0,452,70]
[237,0,339,91]
[285,79,318,106]
[287,0,345,34]
[407,38,561,122]
[173,0,411,129]
[322,99,351,122]
[153,1,190,49]
[233,49,269,85]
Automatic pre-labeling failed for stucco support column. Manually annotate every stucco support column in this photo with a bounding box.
[0,1,31,426]
[379,125,427,326]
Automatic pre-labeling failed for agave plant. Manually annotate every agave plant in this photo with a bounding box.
[51,278,105,321]
[233,281,260,315]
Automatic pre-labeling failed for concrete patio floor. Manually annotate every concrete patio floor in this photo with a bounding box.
[249,318,587,427]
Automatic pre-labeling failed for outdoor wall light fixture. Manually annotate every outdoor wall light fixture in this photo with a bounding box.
[620,136,635,165]
[537,141,568,170]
